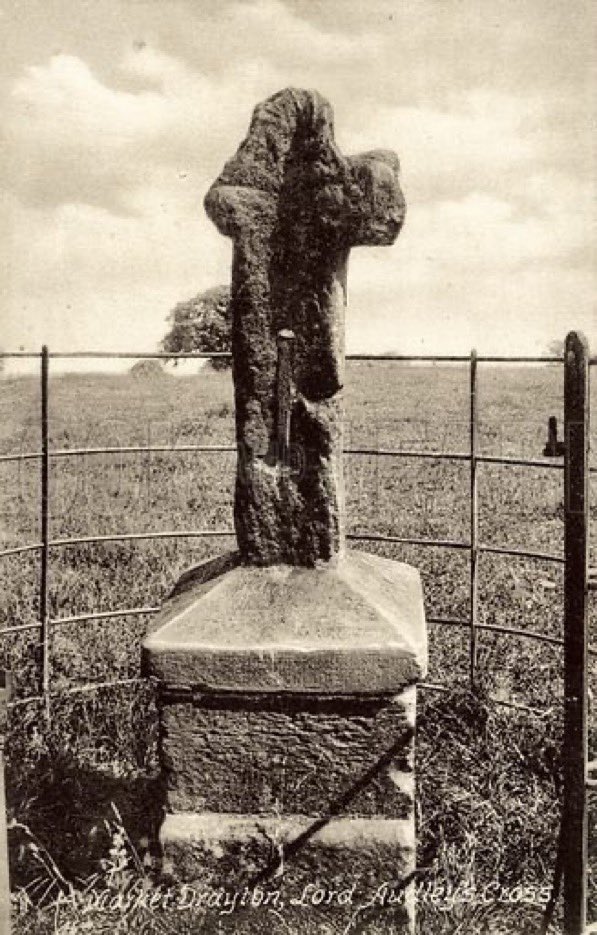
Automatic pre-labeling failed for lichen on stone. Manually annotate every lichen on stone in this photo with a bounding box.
[205,87,406,566]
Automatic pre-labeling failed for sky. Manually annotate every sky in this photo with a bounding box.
[1,0,595,372]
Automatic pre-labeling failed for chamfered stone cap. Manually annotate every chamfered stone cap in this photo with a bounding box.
[143,550,427,693]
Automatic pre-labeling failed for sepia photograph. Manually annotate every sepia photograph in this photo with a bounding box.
[0,1,595,932]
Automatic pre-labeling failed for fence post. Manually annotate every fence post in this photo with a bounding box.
[0,671,11,935]
[469,348,479,685]
[563,330,589,934]
[40,346,50,712]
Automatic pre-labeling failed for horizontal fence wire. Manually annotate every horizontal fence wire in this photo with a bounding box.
[478,544,565,564]
[50,607,160,628]
[1,622,42,635]
[2,348,596,364]
[47,530,235,548]
[0,351,566,362]
[428,616,578,649]
[0,534,567,567]
[347,533,470,549]
[6,677,150,709]
[4,447,593,468]
[0,444,236,463]
[0,543,43,558]
[4,676,561,718]
[421,681,559,717]
[2,603,584,650]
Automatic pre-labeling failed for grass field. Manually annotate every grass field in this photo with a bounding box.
[0,361,596,934]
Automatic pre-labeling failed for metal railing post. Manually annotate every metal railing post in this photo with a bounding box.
[0,671,11,935]
[563,330,589,934]
[470,349,479,686]
[40,347,50,712]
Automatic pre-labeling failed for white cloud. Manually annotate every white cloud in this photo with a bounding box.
[0,0,595,360]
[2,193,232,353]
[346,169,596,354]
[345,89,543,206]
[3,47,283,214]
[6,55,167,213]
[408,185,593,270]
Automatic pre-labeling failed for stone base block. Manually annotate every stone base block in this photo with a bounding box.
[161,689,415,817]
[161,813,414,933]
[143,550,426,933]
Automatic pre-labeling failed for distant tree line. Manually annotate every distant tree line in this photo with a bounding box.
[546,339,564,358]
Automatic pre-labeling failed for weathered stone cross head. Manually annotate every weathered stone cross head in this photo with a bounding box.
[205,88,405,567]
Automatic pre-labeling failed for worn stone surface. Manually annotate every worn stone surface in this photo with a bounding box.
[143,550,427,692]
[145,550,241,636]
[162,813,414,933]
[205,87,405,565]
[162,689,415,817]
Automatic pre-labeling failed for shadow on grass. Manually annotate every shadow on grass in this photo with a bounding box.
[5,681,162,887]
[8,753,165,886]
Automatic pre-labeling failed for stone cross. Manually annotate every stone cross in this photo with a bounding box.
[147,91,425,933]
[205,88,405,566]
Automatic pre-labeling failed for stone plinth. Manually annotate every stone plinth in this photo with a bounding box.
[142,551,426,933]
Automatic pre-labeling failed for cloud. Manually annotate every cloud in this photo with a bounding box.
[344,89,545,203]
[5,54,170,214]
[347,257,596,356]
[284,0,596,100]
[2,193,232,354]
[345,163,596,354]
[3,47,282,215]
[2,48,556,221]
[146,0,381,88]
[0,0,594,359]
[409,183,594,271]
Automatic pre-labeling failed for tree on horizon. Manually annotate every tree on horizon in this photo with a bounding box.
[161,285,231,370]
[546,338,564,358]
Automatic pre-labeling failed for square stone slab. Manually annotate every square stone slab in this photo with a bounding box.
[143,550,427,694]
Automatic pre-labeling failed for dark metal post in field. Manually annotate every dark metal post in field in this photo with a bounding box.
[469,348,479,685]
[40,347,50,711]
[563,330,590,935]
[0,671,11,935]
[543,415,566,458]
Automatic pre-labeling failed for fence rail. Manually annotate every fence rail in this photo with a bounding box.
[0,530,572,644]
[7,446,595,469]
[0,350,566,360]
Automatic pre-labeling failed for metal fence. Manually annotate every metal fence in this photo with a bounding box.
[0,334,595,931]
[1,344,592,703]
